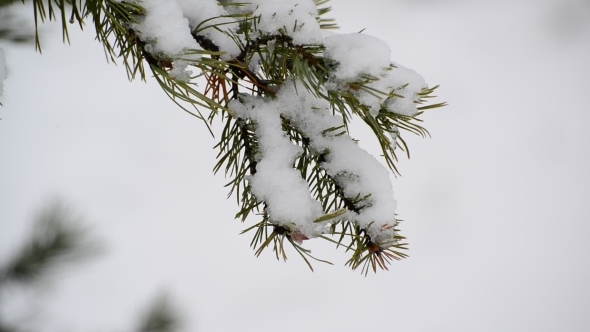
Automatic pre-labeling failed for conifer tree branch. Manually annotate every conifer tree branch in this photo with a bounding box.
[135,292,182,332]
[7,0,446,274]
[0,201,100,286]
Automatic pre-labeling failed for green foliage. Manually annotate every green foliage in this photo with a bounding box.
[136,293,182,332]
[0,201,99,285]
[0,0,35,44]
[0,201,183,331]
[9,0,446,274]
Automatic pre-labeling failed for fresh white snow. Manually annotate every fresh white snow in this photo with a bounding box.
[129,0,427,114]
[252,2,323,45]
[324,33,427,116]
[131,0,201,57]
[231,80,399,246]
[230,97,327,239]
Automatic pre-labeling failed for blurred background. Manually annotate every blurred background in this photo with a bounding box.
[1,0,589,331]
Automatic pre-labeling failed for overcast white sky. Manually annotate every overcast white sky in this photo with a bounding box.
[1,0,589,331]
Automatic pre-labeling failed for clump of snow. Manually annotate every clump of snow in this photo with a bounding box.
[275,81,399,246]
[253,2,322,44]
[383,64,428,116]
[232,0,318,16]
[388,126,399,151]
[176,0,241,59]
[132,0,201,57]
[230,98,327,239]
[168,60,192,81]
[248,53,262,73]
[0,48,5,98]
[324,33,391,81]
[323,33,427,117]
[230,80,400,247]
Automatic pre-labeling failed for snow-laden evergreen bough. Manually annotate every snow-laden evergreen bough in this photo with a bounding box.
[23,0,445,274]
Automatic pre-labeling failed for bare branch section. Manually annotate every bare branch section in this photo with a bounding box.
[13,0,445,274]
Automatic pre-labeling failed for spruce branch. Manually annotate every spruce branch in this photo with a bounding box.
[0,201,100,286]
[7,0,446,274]
[0,200,185,331]
[135,292,182,332]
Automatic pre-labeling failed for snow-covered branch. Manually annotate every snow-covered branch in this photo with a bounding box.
[6,0,445,273]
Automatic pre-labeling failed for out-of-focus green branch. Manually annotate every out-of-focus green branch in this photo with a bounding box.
[0,200,184,331]
[136,292,183,332]
[0,201,100,286]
